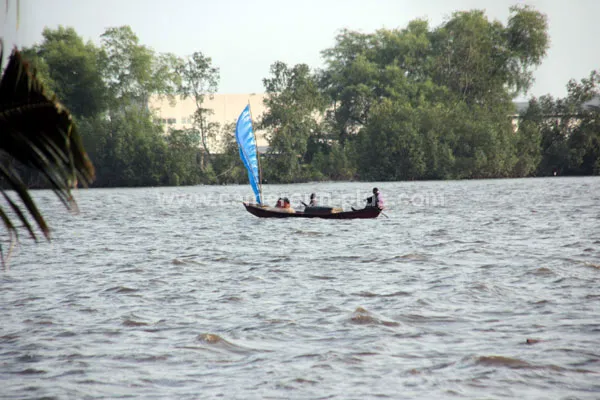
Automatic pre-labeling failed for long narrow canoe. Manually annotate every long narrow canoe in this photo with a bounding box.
[243,203,381,219]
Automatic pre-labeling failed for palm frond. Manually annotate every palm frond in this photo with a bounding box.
[0,44,95,261]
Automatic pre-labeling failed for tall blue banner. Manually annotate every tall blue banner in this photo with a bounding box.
[235,105,262,204]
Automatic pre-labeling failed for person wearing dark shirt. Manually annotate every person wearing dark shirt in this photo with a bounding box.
[365,188,384,210]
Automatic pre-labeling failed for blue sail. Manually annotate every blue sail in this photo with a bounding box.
[235,104,262,204]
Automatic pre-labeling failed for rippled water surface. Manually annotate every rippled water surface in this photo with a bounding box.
[2,178,600,399]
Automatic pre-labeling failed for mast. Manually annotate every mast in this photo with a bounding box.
[247,100,263,204]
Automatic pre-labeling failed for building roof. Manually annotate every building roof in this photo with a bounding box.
[513,95,600,115]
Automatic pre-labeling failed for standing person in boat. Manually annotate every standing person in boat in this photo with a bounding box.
[366,188,384,210]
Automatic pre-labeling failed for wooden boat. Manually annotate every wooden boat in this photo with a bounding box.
[243,203,381,219]
[235,105,382,220]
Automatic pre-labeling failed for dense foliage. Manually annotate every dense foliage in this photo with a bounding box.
[260,6,579,182]
[20,6,600,187]
[533,71,600,176]
[20,26,221,187]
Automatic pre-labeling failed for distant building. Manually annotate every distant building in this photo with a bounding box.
[148,93,269,153]
[510,101,529,132]
[510,96,599,132]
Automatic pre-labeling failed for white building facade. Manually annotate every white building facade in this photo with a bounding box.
[148,93,269,153]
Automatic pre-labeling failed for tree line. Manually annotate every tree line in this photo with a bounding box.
[260,6,599,181]
[18,25,229,187]
[18,5,600,188]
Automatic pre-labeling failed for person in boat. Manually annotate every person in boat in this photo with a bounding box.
[267,197,288,212]
[282,197,295,213]
[309,193,317,207]
[365,187,384,210]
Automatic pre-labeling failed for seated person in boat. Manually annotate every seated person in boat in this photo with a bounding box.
[304,194,343,214]
[282,197,295,213]
[365,187,384,210]
[268,197,295,213]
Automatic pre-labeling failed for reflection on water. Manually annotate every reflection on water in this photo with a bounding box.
[1,177,599,399]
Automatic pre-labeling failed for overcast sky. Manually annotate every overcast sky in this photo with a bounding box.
[2,0,599,99]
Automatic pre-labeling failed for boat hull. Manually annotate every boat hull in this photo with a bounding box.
[243,203,381,219]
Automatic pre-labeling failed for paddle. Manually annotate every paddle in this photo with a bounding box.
[366,194,389,218]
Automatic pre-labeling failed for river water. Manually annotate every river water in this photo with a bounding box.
[1,177,599,399]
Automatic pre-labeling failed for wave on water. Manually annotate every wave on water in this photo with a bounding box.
[529,267,555,275]
[392,253,429,261]
[104,286,139,294]
[583,262,600,269]
[349,307,400,327]
[309,275,336,280]
[353,290,411,298]
[323,255,362,262]
[292,229,324,237]
[198,333,226,344]
[122,319,150,327]
[189,333,269,355]
[471,355,598,374]
[14,368,46,375]
[474,355,530,368]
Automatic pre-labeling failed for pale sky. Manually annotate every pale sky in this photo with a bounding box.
[2,0,599,99]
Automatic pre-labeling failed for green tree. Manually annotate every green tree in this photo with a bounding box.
[311,142,356,180]
[506,5,550,94]
[21,26,107,118]
[537,95,569,175]
[261,61,326,182]
[78,26,186,187]
[164,128,203,185]
[77,109,163,187]
[535,70,599,176]
[512,98,542,176]
[177,51,220,176]
[563,71,600,175]
[319,5,549,181]
[320,29,379,145]
[212,122,249,184]
[431,6,548,103]
[355,98,425,180]
[100,26,179,107]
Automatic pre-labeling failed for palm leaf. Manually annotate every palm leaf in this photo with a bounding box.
[0,44,95,262]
